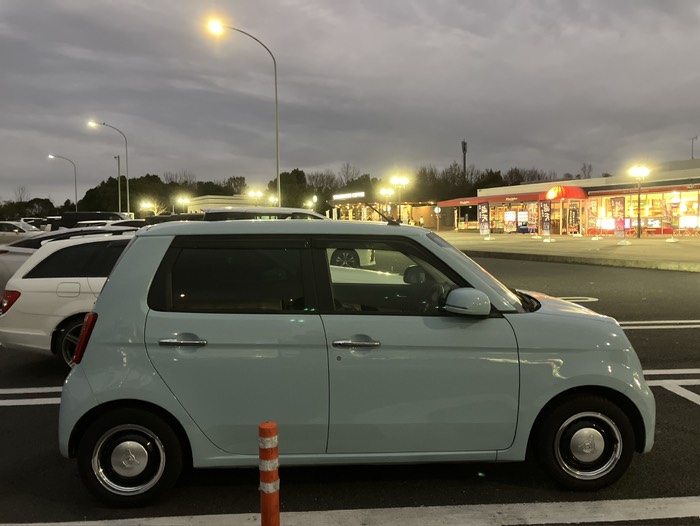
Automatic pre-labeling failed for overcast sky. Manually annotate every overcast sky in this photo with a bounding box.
[1,0,699,205]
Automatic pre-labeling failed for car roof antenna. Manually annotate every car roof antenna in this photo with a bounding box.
[366,204,400,226]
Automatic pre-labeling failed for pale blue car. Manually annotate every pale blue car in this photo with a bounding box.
[58,220,655,506]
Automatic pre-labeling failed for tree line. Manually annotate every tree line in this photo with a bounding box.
[0,161,600,219]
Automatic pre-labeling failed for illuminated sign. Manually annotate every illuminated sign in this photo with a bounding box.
[333,192,366,200]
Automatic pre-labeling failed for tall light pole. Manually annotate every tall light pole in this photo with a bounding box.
[692,136,698,160]
[88,121,130,214]
[48,154,78,211]
[207,19,280,207]
[628,165,650,239]
[390,176,409,222]
[114,155,122,213]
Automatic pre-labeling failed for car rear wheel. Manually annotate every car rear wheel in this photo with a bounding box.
[77,408,183,507]
[53,316,85,368]
[535,395,635,490]
[330,249,360,268]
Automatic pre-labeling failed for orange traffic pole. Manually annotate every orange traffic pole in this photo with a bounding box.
[259,421,280,526]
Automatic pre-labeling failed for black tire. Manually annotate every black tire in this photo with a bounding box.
[53,316,85,368]
[77,408,183,507]
[534,395,635,490]
[330,249,360,268]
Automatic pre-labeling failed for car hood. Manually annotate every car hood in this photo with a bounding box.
[518,289,615,324]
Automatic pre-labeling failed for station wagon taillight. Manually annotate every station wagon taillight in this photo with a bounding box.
[1,290,20,314]
[73,312,98,365]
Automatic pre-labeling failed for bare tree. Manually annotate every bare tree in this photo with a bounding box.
[580,163,593,179]
[225,176,247,195]
[14,186,30,202]
[306,170,339,194]
[338,163,361,186]
[163,170,197,185]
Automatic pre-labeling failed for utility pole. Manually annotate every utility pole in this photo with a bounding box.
[692,136,698,160]
[461,140,468,183]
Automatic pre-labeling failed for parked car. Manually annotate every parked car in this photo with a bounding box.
[0,226,137,293]
[0,221,41,245]
[0,234,134,367]
[59,220,655,506]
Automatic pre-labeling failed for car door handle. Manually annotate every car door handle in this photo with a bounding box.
[332,339,381,349]
[159,338,208,347]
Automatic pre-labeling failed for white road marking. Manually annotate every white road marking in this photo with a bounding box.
[557,296,599,303]
[0,398,61,407]
[645,368,700,375]
[619,319,700,330]
[0,387,62,395]
[14,495,700,526]
[647,379,700,406]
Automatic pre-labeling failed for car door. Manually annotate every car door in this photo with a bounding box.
[144,236,329,455]
[315,237,520,454]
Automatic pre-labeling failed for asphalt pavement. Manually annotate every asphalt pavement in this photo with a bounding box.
[437,230,700,272]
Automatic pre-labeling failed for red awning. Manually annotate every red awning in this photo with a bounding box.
[438,186,587,208]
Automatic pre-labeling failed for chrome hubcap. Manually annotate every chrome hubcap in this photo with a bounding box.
[92,424,166,495]
[554,411,622,480]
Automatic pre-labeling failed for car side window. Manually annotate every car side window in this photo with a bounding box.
[23,243,101,278]
[22,240,129,279]
[324,241,458,315]
[149,245,308,314]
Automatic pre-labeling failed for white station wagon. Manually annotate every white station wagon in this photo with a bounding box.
[58,220,655,506]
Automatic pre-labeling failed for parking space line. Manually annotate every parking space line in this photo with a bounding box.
[0,398,61,407]
[0,387,62,395]
[14,495,700,525]
[647,379,700,406]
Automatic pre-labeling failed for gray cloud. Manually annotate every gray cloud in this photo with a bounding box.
[1,0,699,204]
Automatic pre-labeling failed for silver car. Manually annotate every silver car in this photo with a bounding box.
[58,220,655,506]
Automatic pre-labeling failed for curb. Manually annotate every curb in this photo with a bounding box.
[462,250,700,273]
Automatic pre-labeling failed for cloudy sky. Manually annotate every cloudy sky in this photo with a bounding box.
[1,0,699,205]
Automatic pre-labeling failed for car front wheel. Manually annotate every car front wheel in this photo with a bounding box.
[77,408,183,506]
[535,395,635,490]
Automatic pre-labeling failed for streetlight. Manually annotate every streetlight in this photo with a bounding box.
[390,176,409,222]
[88,120,130,214]
[208,19,281,207]
[177,197,190,213]
[248,190,263,204]
[48,154,78,211]
[628,165,650,239]
[692,136,698,160]
[379,188,394,215]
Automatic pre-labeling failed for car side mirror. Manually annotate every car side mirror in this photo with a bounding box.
[403,265,426,284]
[444,288,491,316]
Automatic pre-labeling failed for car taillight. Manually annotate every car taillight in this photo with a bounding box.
[73,312,98,365]
[1,290,21,314]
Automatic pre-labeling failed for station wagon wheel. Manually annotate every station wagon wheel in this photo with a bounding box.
[535,396,635,490]
[54,316,85,368]
[330,249,360,268]
[77,408,183,506]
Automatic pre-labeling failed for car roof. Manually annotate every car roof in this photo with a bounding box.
[4,226,138,249]
[28,231,136,256]
[139,219,425,238]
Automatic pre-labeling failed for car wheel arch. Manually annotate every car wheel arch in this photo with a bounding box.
[526,386,646,457]
[68,399,193,469]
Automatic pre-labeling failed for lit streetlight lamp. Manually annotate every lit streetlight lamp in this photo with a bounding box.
[48,154,78,211]
[208,19,281,207]
[177,197,190,213]
[628,165,650,239]
[88,120,130,214]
